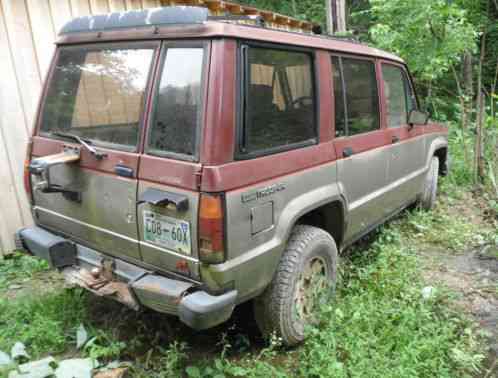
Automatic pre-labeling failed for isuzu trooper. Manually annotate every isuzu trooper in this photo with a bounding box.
[17,5,448,346]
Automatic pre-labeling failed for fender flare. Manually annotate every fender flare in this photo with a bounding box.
[425,136,448,169]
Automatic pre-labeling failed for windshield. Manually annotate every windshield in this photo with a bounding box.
[39,43,156,150]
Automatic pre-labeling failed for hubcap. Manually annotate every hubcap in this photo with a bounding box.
[294,256,329,321]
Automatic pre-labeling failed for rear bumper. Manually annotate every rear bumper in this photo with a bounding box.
[17,226,237,330]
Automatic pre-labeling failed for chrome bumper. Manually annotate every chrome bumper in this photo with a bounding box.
[17,226,237,330]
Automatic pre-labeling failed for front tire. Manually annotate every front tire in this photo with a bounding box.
[253,225,338,346]
[420,156,439,210]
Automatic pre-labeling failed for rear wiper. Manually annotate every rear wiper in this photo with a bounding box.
[51,132,107,160]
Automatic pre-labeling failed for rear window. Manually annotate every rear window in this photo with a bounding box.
[40,43,156,150]
[240,45,317,156]
[147,47,206,159]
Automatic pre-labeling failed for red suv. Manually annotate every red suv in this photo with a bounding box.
[17,6,448,346]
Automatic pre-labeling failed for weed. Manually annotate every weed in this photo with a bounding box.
[131,341,189,378]
[83,329,126,361]
[0,289,87,358]
[0,253,49,291]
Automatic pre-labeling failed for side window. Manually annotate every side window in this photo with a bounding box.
[148,47,205,158]
[382,64,416,128]
[342,58,380,135]
[241,46,317,155]
[331,56,380,137]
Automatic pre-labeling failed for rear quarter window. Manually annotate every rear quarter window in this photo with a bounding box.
[239,45,317,157]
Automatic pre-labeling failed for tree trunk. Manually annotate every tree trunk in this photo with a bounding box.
[451,65,470,166]
[326,0,346,34]
[462,52,473,129]
[475,27,487,183]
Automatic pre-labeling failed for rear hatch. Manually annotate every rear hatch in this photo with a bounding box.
[30,41,208,280]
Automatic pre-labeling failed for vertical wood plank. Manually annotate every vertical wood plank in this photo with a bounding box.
[49,0,73,35]
[142,0,160,8]
[1,0,42,132]
[89,0,110,14]
[125,0,142,10]
[108,0,126,11]
[70,0,91,16]
[26,0,56,78]
[0,2,32,252]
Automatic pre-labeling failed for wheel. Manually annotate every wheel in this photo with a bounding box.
[419,156,439,210]
[253,225,338,346]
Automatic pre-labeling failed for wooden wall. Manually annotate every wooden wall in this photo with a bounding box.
[0,0,161,253]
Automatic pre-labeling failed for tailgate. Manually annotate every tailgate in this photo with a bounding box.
[137,156,202,280]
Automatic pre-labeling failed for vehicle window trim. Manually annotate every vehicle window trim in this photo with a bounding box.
[37,41,161,153]
[331,55,348,137]
[330,53,381,138]
[144,40,210,162]
[235,40,320,160]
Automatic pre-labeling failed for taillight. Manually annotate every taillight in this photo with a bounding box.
[198,193,225,264]
[23,139,33,204]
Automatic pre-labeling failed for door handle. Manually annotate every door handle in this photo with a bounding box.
[114,164,134,178]
[392,135,400,144]
[343,147,354,158]
[137,188,189,211]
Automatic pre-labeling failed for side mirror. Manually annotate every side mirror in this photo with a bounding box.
[408,109,429,126]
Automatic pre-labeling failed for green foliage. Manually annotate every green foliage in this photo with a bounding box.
[0,253,49,291]
[367,0,477,83]
[0,289,87,358]
[83,329,126,361]
[297,235,484,377]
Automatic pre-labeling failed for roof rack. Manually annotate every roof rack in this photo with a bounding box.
[59,1,323,36]
[160,0,318,34]
[208,14,266,28]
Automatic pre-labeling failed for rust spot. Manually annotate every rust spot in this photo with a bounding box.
[176,260,190,273]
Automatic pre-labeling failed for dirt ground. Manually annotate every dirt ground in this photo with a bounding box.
[421,191,498,377]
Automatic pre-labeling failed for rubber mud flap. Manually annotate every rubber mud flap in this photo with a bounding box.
[179,290,237,330]
[19,226,76,268]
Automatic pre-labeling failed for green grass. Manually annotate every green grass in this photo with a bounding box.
[0,289,87,358]
[0,252,49,291]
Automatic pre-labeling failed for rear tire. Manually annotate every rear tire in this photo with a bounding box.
[419,156,439,211]
[253,225,338,346]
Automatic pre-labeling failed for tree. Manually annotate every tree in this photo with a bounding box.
[325,0,346,34]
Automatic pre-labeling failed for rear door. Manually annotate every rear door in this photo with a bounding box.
[137,42,209,280]
[331,55,390,242]
[32,42,159,262]
[380,62,426,211]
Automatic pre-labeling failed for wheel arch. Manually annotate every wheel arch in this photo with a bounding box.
[434,147,448,176]
[294,199,346,250]
[426,136,449,176]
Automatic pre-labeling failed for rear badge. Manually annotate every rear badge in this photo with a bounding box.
[242,183,286,203]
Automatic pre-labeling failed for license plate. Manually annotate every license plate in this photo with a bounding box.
[143,211,191,255]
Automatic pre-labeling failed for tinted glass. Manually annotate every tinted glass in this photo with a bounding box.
[40,46,155,149]
[331,56,346,137]
[243,47,316,154]
[342,58,380,135]
[148,48,204,157]
[382,65,416,128]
